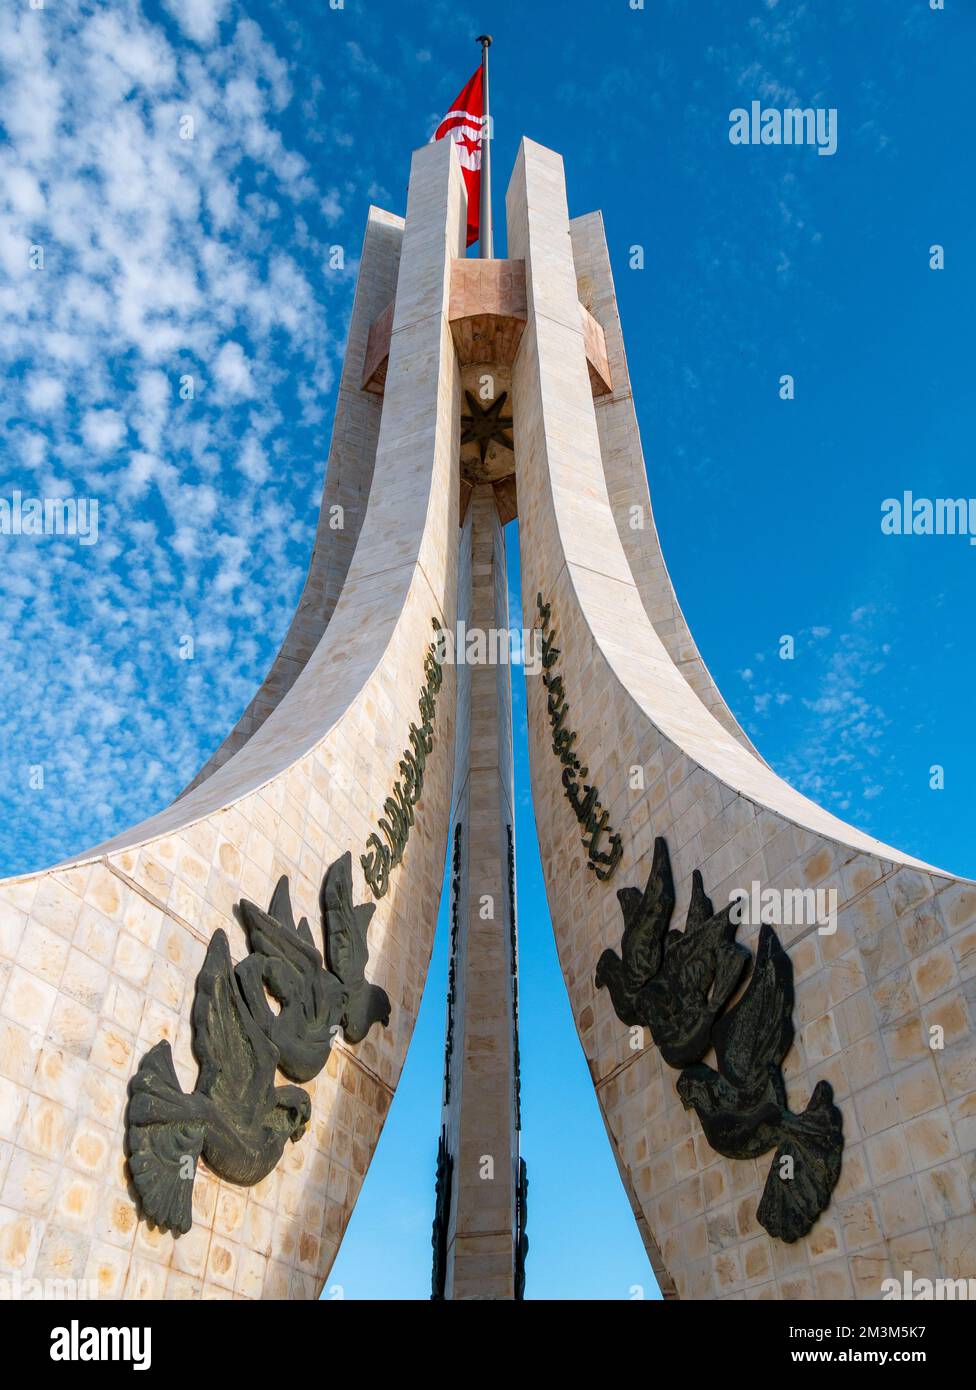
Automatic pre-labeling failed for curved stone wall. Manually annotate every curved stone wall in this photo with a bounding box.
[183,206,405,796]
[508,136,975,1301]
[568,211,763,762]
[0,137,465,1300]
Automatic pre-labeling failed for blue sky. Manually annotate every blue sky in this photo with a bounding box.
[1,0,973,1298]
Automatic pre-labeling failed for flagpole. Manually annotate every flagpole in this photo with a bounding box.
[476,34,493,258]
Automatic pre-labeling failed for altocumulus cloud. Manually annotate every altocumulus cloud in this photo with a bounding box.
[164,0,234,48]
[0,1,352,874]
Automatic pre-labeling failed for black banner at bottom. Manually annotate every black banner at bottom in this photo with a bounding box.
[4,1294,972,1376]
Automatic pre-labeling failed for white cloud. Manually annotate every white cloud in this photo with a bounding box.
[84,10,178,94]
[122,449,157,499]
[213,340,255,398]
[237,434,269,484]
[26,374,66,414]
[741,610,898,821]
[321,188,343,224]
[82,408,126,453]
[0,0,344,875]
[162,0,231,47]
[4,167,45,219]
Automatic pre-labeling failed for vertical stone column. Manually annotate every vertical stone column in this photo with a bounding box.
[440,485,519,1300]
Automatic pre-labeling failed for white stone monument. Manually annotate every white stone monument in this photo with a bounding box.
[0,131,973,1303]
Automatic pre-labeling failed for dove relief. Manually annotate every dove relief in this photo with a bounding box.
[126,852,389,1233]
[596,836,843,1244]
[126,930,311,1236]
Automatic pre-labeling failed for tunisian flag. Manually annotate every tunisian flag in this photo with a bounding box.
[432,66,484,247]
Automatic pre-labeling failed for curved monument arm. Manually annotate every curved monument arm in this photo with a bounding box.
[0,136,466,1300]
[508,136,975,1300]
[182,206,405,797]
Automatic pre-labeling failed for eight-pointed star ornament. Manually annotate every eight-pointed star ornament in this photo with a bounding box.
[460,389,514,465]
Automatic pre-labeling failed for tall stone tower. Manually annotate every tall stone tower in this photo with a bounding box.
[0,133,973,1302]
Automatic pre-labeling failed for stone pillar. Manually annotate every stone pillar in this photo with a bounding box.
[439,485,520,1300]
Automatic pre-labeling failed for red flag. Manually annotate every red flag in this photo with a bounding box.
[433,66,484,247]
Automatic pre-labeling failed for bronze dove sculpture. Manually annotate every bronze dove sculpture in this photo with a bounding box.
[126,929,311,1235]
[320,850,391,1044]
[596,835,844,1242]
[236,851,390,1081]
[595,837,750,1067]
[676,924,843,1242]
[236,874,348,1083]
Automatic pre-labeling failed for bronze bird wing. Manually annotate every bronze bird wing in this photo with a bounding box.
[710,924,795,1089]
[239,883,324,999]
[616,836,675,995]
[238,878,347,1079]
[321,851,375,989]
[321,851,389,1043]
[192,928,279,1127]
[662,896,750,1011]
[268,876,316,950]
[684,868,714,927]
